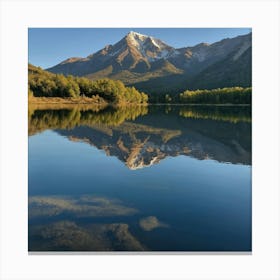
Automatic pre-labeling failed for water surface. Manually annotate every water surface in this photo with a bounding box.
[28,105,252,252]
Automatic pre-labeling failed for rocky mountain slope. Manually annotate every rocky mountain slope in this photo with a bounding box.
[47,31,252,92]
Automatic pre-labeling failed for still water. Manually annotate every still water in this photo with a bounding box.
[28,105,251,252]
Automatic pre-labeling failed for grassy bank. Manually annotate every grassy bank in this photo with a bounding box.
[28,96,107,105]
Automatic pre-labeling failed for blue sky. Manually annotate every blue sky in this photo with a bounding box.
[28,28,251,69]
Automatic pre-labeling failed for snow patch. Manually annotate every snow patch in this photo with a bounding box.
[193,51,207,62]
[233,41,250,61]
[158,50,169,59]
[108,45,125,57]
[151,38,160,49]
[126,31,181,62]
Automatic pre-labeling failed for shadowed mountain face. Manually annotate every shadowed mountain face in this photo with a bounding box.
[29,105,251,168]
[46,31,252,92]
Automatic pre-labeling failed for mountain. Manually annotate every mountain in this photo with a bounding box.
[47,31,252,93]
[188,46,252,89]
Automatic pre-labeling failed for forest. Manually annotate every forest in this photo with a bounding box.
[148,87,251,104]
[178,87,251,104]
[28,64,148,104]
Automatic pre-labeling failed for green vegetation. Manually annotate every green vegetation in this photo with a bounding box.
[148,87,251,104]
[28,64,148,105]
[179,87,251,104]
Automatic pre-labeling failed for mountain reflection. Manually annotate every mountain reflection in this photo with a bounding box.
[28,105,251,167]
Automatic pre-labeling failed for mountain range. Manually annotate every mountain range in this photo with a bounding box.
[47,31,252,93]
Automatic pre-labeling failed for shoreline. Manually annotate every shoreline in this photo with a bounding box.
[28,97,148,107]
[29,98,251,107]
[28,97,107,105]
[148,103,251,106]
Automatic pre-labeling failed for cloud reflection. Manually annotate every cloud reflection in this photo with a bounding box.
[29,195,138,218]
[29,221,145,251]
[139,216,168,231]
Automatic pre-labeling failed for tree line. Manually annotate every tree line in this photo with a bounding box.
[28,64,148,104]
[148,87,251,104]
[179,87,251,104]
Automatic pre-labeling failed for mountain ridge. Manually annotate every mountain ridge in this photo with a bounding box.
[46,31,252,93]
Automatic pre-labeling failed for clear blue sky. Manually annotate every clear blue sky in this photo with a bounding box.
[29,28,251,69]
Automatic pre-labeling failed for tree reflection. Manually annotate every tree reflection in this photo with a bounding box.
[179,105,251,123]
[29,105,148,135]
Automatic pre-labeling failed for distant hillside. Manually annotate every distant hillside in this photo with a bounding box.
[189,47,252,90]
[46,31,252,93]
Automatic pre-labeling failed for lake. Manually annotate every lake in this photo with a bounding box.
[28,105,252,252]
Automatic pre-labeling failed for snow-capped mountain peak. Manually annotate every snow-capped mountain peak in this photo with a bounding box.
[125,31,176,62]
[127,31,148,40]
[126,31,168,49]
